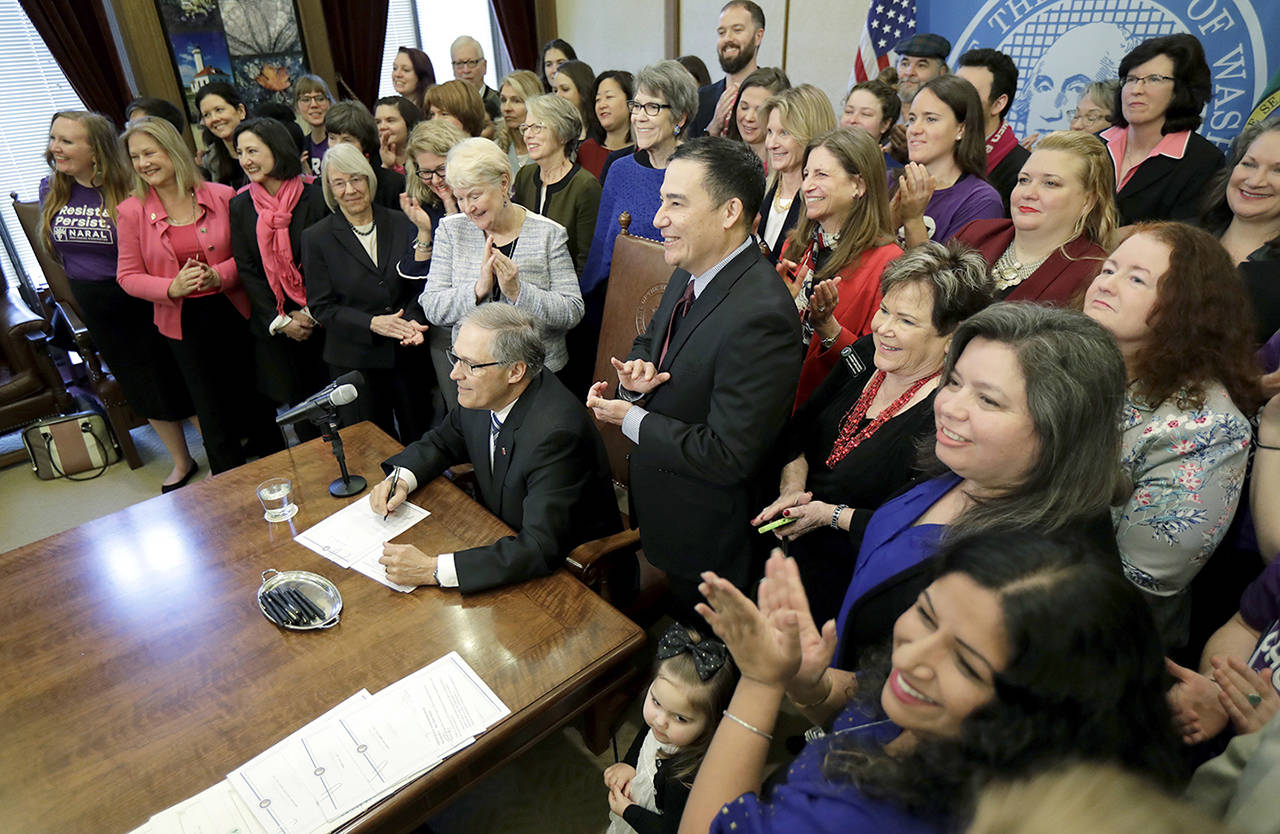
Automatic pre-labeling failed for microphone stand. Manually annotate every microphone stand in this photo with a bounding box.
[313,407,367,497]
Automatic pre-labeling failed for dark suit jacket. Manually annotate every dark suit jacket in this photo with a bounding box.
[690,78,728,138]
[382,371,621,593]
[625,242,802,586]
[373,166,406,212]
[229,181,331,403]
[1107,130,1224,225]
[302,204,423,369]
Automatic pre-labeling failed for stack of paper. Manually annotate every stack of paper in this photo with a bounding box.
[135,653,509,834]
[293,497,432,592]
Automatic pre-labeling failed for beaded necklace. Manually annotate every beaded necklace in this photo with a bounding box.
[826,369,939,468]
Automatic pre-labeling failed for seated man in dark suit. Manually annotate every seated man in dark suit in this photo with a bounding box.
[371,303,620,593]
[587,136,801,620]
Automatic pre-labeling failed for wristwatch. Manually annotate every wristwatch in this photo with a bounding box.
[820,333,839,351]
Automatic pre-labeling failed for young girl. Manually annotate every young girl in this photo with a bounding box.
[604,624,737,834]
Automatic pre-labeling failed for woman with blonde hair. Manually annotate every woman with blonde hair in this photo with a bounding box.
[779,128,902,406]
[757,84,837,263]
[424,80,488,138]
[952,130,1118,303]
[117,116,279,475]
[38,111,196,490]
[416,138,582,407]
[403,118,469,232]
[498,69,544,171]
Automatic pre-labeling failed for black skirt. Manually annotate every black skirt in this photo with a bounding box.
[66,277,194,421]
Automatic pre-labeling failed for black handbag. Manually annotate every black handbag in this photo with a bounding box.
[21,412,120,480]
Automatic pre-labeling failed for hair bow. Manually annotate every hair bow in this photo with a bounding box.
[656,624,728,681]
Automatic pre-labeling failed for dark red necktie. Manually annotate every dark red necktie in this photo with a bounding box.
[658,279,695,366]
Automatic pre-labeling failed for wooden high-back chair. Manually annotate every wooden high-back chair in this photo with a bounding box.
[10,195,143,468]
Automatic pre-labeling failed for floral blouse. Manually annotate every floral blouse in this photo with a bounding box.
[1115,382,1252,647]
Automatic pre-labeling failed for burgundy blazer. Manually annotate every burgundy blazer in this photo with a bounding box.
[951,218,1106,305]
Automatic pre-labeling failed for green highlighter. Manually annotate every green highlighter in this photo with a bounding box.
[757,516,797,534]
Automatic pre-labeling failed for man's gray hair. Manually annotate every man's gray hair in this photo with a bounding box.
[451,35,484,58]
[463,303,546,375]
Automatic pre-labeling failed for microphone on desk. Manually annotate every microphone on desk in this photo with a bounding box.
[276,382,359,426]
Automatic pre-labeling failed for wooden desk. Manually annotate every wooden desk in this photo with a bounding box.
[0,423,645,833]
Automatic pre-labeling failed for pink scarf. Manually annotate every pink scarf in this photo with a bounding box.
[249,177,306,315]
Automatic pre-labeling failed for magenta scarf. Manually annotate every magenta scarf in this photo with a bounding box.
[249,177,306,315]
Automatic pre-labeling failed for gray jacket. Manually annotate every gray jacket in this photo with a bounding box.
[417,210,583,371]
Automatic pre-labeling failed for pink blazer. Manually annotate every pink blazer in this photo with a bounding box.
[116,182,248,340]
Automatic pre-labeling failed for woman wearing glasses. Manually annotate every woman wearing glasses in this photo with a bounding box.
[293,75,334,177]
[1101,34,1223,225]
[579,60,699,373]
[403,119,469,233]
[417,138,582,409]
[302,143,433,442]
[513,94,603,393]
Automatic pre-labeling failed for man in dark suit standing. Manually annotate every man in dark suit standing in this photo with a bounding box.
[371,304,619,594]
[689,1,766,138]
[587,137,801,619]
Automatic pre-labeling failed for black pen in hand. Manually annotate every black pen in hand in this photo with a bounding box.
[384,470,398,520]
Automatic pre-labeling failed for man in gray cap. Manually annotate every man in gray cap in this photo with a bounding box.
[885,33,951,162]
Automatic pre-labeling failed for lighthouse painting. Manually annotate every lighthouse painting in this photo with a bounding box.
[154,0,309,117]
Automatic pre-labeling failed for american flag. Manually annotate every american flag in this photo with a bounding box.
[852,0,917,83]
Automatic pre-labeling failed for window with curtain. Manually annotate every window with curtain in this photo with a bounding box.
[0,0,87,288]
[377,0,501,102]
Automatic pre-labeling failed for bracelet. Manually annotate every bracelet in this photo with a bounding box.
[413,239,433,252]
[722,711,772,741]
[789,673,833,710]
[1258,443,1280,451]
[830,504,848,530]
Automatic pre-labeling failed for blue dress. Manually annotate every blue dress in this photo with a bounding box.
[833,474,958,665]
[578,150,665,323]
[711,706,942,834]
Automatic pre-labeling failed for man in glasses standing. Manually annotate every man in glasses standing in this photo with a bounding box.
[450,35,502,122]
[371,303,619,593]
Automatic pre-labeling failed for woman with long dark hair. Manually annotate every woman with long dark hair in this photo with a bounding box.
[391,46,436,112]
[682,531,1184,833]
[893,75,1002,248]
[194,81,248,189]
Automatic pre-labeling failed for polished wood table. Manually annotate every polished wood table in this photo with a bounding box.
[0,423,645,833]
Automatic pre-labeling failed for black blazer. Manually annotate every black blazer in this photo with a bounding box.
[756,179,803,263]
[373,166,406,212]
[382,371,621,593]
[689,78,727,138]
[229,181,331,402]
[302,204,423,369]
[1109,131,1224,225]
[625,242,802,586]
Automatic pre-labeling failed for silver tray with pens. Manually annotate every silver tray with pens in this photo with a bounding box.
[257,568,342,630]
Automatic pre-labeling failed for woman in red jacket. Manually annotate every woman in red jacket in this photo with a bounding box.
[779,127,901,408]
[117,117,279,474]
[950,130,1118,304]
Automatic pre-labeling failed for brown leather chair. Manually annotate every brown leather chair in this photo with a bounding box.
[10,194,143,468]
[0,286,76,466]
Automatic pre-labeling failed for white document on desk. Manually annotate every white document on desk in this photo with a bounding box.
[227,654,505,834]
[147,779,266,834]
[293,498,429,592]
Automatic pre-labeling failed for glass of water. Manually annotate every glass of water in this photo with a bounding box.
[257,477,298,522]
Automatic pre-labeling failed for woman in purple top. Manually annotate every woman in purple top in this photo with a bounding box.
[681,532,1184,834]
[893,76,1003,248]
[38,111,197,490]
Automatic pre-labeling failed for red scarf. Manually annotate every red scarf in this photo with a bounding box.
[985,121,1018,175]
[249,177,306,315]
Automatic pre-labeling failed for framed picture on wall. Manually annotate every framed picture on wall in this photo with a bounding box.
[153,0,310,124]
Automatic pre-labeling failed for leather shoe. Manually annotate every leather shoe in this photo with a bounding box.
[161,461,199,494]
